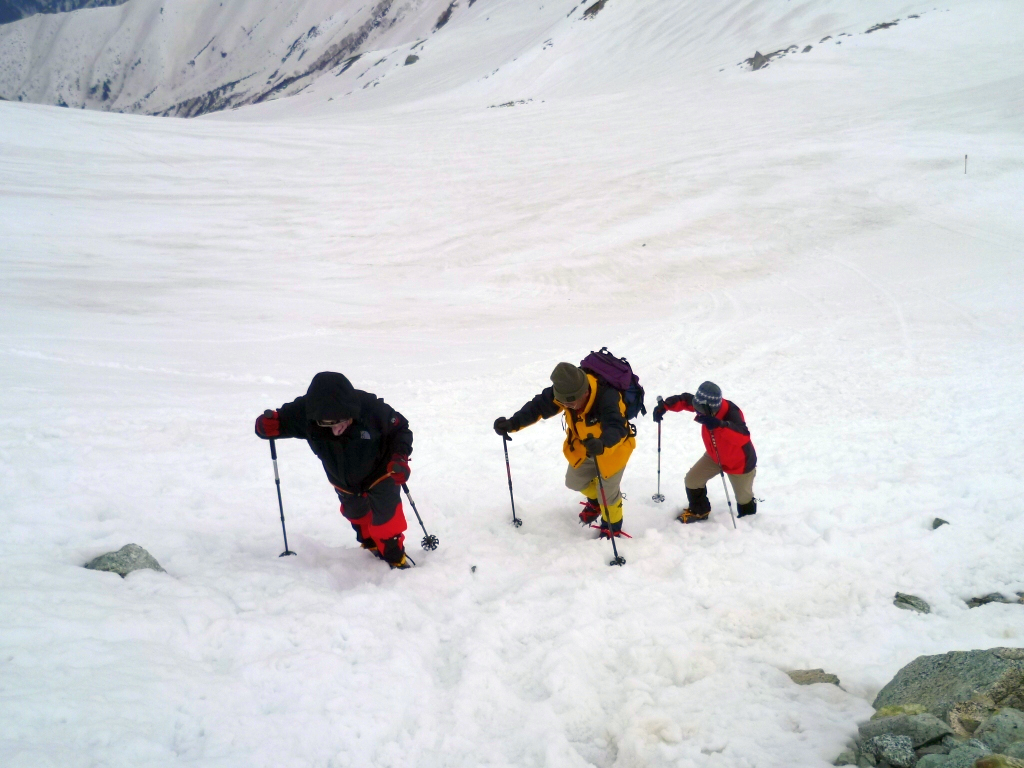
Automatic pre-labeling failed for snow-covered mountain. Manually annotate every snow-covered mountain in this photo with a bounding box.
[0,0,128,26]
[0,0,963,117]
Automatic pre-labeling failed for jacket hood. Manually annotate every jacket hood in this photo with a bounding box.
[305,372,361,421]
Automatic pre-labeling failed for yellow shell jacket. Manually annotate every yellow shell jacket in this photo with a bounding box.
[506,373,635,478]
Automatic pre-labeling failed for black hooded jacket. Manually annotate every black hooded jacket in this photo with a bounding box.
[275,372,413,494]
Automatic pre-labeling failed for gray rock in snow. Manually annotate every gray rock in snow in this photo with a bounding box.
[788,668,841,686]
[933,517,949,529]
[750,51,769,70]
[858,713,953,747]
[894,592,931,613]
[975,708,1024,752]
[865,734,916,767]
[404,55,419,65]
[873,648,1024,722]
[84,544,165,578]
[967,593,1021,608]
[944,740,991,767]
[834,748,858,765]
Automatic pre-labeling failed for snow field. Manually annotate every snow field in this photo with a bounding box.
[2,1,1024,766]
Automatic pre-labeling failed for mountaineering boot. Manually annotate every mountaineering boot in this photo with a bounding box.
[595,522,631,539]
[679,486,711,523]
[361,539,381,556]
[352,524,382,559]
[594,498,630,538]
[389,554,413,570]
[380,535,412,570]
[677,508,711,524]
[737,499,757,518]
[578,497,601,526]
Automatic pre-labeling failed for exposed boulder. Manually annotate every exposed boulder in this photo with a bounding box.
[944,739,991,767]
[84,544,165,578]
[967,593,1024,609]
[858,713,953,747]
[864,734,915,767]
[975,708,1024,752]
[872,649,1024,721]
[894,592,931,613]
[789,668,841,686]
[949,700,996,736]
[975,755,1024,768]
[933,518,949,529]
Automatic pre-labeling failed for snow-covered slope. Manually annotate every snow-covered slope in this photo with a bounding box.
[2,0,1023,766]
[0,0,976,117]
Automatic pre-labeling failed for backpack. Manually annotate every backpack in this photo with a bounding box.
[579,347,647,421]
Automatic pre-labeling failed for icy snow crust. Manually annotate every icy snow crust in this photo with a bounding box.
[2,0,1024,766]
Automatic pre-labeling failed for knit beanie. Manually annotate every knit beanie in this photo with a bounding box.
[550,363,588,402]
[693,381,723,415]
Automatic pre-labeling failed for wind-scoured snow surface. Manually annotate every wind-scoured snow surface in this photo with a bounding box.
[2,1,1024,766]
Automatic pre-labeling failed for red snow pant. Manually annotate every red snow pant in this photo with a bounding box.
[335,479,407,559]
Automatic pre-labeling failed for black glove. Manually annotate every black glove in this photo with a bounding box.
[582,437,605,457]
[652,404,666,422]
[494,417,515,437]
[694,413,722,429]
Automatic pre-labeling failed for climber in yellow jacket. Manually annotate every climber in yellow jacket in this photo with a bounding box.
[493,362,635,538]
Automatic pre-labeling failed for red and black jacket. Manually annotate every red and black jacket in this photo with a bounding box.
[273,372,413,494]
[664,394,756,475]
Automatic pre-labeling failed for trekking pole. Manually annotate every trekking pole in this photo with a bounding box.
[268,434,297,557]
[595,470,626,567]
[707,432,737,530]
[503,435,522,527]
[401,483,439,551]
[652,396,665,502]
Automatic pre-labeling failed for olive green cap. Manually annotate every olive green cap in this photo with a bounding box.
[550,362,588,402]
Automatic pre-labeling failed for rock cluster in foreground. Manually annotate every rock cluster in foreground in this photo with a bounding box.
[835,648,1024,767]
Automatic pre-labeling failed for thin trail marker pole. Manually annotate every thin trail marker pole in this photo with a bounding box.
[269,438,297,557]
[653,396,665,502]
[965,154,968,174]
[503,436,522,527]
[596,470,626,567]
[707,432,737,530]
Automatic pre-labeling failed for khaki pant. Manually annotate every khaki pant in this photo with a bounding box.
[685,453,756,505]
[565,457,625,525]
[565,457,624,504]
